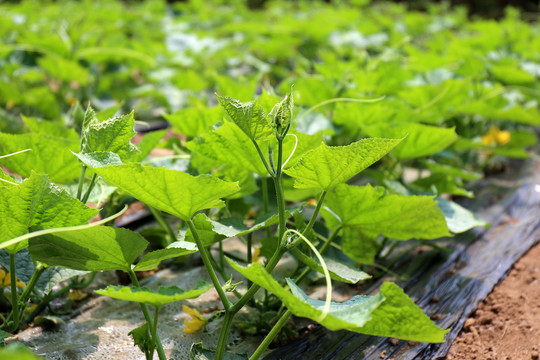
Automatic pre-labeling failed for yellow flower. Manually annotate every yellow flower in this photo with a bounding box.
[482,126,511,146]
[0,269,26,288]
[252,247,263,263]
[308,198,317,207]
[182,305,206,334]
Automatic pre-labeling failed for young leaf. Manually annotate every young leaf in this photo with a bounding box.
[76,154,239,221]
[229,260,447,342]
[80,107,139,161]
[216,94,273,141]
[134,241,198,271]
[269,89,293,138]
[28,226,148,272]
[284,138,402,190]
[190,343,248,360]
[95,281,212,307]
[0,133,80,183]
[128,323,155,360]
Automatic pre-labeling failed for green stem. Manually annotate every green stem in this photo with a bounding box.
[252,140,275,177]
[207,253,242,300]
[187,219,231,311]
[128,269,167,360]
[249,310,292,360]
[261,177,271,240]
[81,173,98,204]
[219,240,225,270]
[246,233,253,290]
[76,165,87,201]
[18,263,46,306]
[8,254,19,331]
[302,190,327,237]
[215,311,234,360]
[147,206,176,245]
[152,307,160,348]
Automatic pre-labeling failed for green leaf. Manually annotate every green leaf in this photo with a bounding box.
[136,130,167,162]
[165,106,224,139]
[0,343,43,360]
[228,260,447,342]
[21,115,79,142]
[322,184,451,239]
[0,133,80,183]
[128,323,155,359]
[412,174,474,198]
[36,267,89,294]
[95,281,212,307]
[0,172,98,253]
[291,248,371,284]
[77,154,239,221]
[186,122,268,176]
[134,241,197,271]
[423,160,482,181]
[28,226,148,272]
[284,138,402,190]
[362,123,458,160]
[321,184,451,264]
[80,107,139,161]
[437,198,488,233]
[0,329,13,347]
[190,343,248,360]
[37,55,89,85]
[217,94,273,141]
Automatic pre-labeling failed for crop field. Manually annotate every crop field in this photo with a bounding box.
[0,1,539,359]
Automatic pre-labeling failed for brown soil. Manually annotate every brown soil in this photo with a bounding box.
[446,240,540,360]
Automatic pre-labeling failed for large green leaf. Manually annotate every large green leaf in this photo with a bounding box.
[95,281,212,307]
[186,122,268,176]
[362,123,458,160]
[77,154,239,221]
[134,241,198,271]
[322,184,451,239]
[80,107,139,161]
[0,172,98,253]
[217,94,273,141]
[229,260,447,342]
[321,184,451,264]
[284,138,402,190]
[28,226,148,272]
[21,115,79,142]
[0,133,80,183]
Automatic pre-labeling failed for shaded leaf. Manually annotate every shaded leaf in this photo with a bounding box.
[95,281,212,307]
[134,241,197,271]
[29,226,148,272]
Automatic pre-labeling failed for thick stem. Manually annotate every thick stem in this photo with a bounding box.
[147,206,176,246]
[18,263,46,306]
[81,173,98,204]
[215,310,234,360]
[249,310,292,360]
[9,253,19,331]
[188,219,231,311]
[128,269,167,360]
[76,165,87,201]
